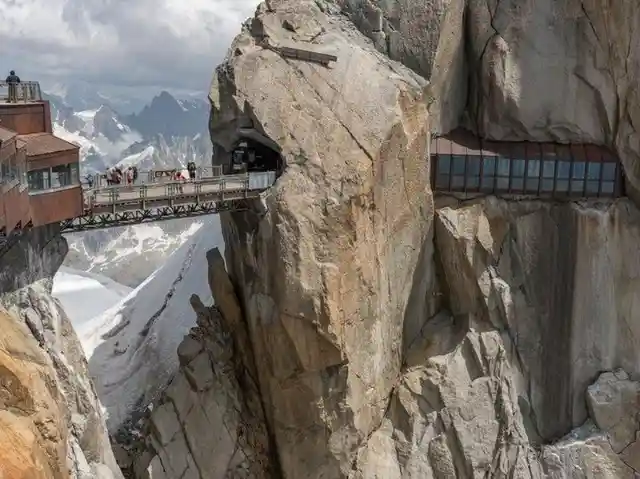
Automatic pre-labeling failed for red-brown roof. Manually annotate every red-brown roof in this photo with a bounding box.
[17,132,79,157]
[0,125,17,143]
[432,128,618,162]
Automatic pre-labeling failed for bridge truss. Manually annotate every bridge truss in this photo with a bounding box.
[59,198,253,233]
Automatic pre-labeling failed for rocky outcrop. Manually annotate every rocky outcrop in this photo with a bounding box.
[340,0,640,198]
[0,226,122,478]
[132,249,274,478]
[96,0,640,477]
[0,223,67,294]
[210,0,433,477]
[434,196,640,441]
[1,280,122,478]
[431,196,640,475]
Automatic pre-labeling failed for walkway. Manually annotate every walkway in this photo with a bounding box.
[61,170,277,232]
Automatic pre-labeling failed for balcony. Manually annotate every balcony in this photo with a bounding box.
[0,81,42,104]
[20,132,83,226]
[0,81,52,135]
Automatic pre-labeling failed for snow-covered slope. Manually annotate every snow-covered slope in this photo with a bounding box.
[52,266,133,328]
[64,219,204,287]
[80,217,223,433]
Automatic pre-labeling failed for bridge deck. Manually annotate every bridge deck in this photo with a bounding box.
[61,171,276,232]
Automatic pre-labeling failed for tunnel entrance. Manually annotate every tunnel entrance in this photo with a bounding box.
[229,129,283,174]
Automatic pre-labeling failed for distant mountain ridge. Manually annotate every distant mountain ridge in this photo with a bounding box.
[125,90,209,138]
[43,90,212,176]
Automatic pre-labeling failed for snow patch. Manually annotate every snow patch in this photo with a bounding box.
[52,267,132,337]
[78,217,223,433]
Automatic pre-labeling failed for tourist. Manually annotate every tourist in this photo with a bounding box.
[5,70,20,102]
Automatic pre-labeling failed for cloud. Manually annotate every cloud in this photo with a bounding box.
[0,0,260,92]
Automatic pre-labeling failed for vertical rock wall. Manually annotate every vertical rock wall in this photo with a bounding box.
[340,0,640,195]
[209,0,433,476]
[0,226,122,478]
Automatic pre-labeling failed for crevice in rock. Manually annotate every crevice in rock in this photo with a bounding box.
[168,398,205,479]
[469,0,503,135]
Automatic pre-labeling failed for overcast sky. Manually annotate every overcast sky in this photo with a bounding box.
[0,0,260,94]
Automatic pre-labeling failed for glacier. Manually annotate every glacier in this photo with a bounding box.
[54,217,225,434]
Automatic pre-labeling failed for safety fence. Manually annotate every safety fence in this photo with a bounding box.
[86,165,226,188]
[83,171,277,212]
[0,81,42,103]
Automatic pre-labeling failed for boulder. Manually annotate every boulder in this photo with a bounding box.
[209,0,433,476]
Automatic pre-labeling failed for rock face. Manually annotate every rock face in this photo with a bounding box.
[119,0,640,477]
[133,249,274,478]
[0,227,122,479]
[434,196,640,442]
[340,0,640,197]
[209,0,433,476]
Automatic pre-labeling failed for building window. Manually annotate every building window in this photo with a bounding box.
[28,168,51,190]
[28,162,80,191]
[1,155,18,184]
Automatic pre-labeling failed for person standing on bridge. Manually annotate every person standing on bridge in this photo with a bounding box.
[187,161,196,181]
[5,70,21,102]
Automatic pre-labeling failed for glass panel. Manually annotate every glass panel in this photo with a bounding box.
[466,158,481,176]
[437,155,451,175]
[542,161,556,178]
[572,162,586,179]
[28,169,51,190]
[436,174,450,189]
[496,157,510,177]
[51,164,73,188]
[570,180,585,194]
[601,181,614,194]
[586,180,600,194]
[541,179,554,192]
[555,179,569,192]
[451,176,465,188]
[556,161,571,179]
[466,158,480,189]
[527,159,540,178]
[511,178,524,191]
[1,160,9,183]
[452,156,466,175]
[587,163,601,180]
[70,162,79,184]
[482,157,496,176]
[480,175,495,191]
[496,177,510,190]
[602,163,616,181]
[512,159,526,177]
[525,178,539,192]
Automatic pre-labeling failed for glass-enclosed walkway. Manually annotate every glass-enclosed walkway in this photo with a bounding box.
[432,129,624,197]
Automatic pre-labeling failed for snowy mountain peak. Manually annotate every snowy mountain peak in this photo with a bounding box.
[45,88,212,175]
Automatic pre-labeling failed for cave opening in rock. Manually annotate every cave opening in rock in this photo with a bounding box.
[230,129,283,175]
[431,128,626,198]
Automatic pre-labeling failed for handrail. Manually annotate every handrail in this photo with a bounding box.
[82,170,277,211]
[89,166,248,189]
[0,81,42,103]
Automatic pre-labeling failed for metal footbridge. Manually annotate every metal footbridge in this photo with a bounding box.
[60,167,277,233]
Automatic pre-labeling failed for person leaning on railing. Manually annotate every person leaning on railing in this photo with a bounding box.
[5,70,21,102]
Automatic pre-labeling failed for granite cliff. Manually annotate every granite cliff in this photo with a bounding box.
[0,226,122,479]
[114,0,640,477]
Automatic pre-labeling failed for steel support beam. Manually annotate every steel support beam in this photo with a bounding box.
[60,198,253,233]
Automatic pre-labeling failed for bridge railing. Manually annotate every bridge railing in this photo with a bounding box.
[0,81,43,103]
[82,170,277,211]
[86,165,227,189]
